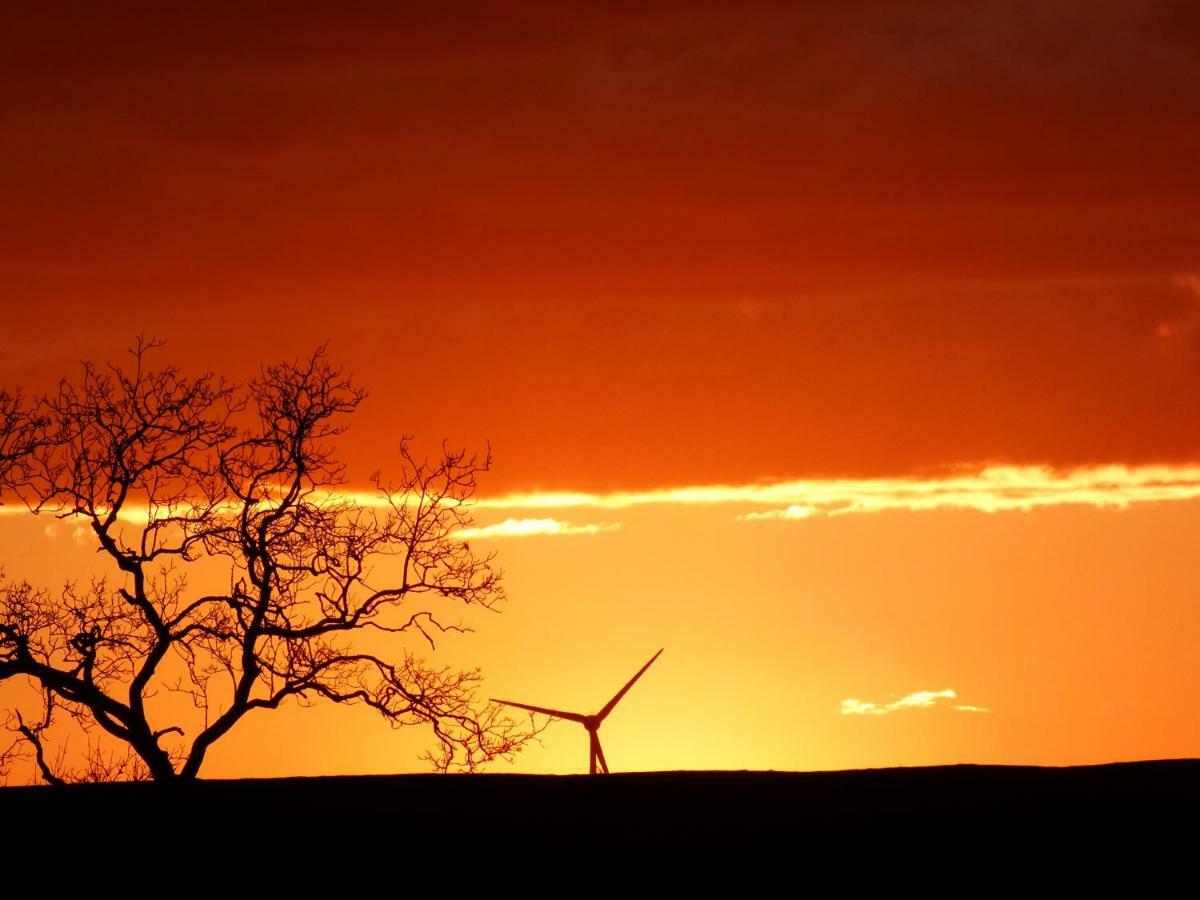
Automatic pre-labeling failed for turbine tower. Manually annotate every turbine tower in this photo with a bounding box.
[492,649,663,774]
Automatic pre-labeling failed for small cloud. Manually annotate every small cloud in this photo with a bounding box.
[453,518,620,540]
[738,504,817,521]
[841,698,883,715]
[891,689,957,710]
[841,689,988,716]
[1175,273,1200,298]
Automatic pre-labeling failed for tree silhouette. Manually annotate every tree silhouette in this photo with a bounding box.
[0,388,39,485]
[0,339,534,782]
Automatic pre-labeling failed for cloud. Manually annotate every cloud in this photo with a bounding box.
[740,505,817,521]
[8,500,618,544]
[841,689,989,716]
[1176,273,1200,298]
[17,462,1200,538]
[461,464,1200,519]
[453,518,620,540]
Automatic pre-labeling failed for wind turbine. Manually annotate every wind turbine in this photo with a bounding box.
[492,649,663,774]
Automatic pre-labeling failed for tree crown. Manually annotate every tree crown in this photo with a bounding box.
[0,339,534,782]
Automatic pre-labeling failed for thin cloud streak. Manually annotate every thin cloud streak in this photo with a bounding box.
[464,464,1200,518]
[453,518,620,540]
[841,689,988,716]
[3,501,618,543]
[13,463,1200,535]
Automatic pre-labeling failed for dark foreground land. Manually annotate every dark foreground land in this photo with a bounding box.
[3,760,1196,878]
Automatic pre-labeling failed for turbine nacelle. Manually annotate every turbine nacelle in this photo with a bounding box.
[492,648,663,775]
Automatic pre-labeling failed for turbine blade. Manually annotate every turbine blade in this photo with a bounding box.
[596,648,663,722]
[491,698,590,724]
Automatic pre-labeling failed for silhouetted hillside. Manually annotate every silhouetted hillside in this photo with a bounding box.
[3,760,1195,880]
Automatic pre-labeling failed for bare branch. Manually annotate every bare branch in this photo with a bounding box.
[6,693,66,785]
[1,340,536,782]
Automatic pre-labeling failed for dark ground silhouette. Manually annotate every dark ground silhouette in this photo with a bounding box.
[3,759,1196,879]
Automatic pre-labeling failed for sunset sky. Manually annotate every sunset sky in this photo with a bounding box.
[3,2,1200,777]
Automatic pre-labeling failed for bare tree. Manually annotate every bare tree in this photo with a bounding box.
[0,387,39,486]
[0,339,535,783]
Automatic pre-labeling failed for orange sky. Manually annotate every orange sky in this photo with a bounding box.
[2,2,1200,777]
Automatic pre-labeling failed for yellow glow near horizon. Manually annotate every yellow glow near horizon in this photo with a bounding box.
[4,480,1200,780]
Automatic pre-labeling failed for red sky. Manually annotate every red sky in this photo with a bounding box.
[2,3,1200,777]
[5,2,1200,490]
